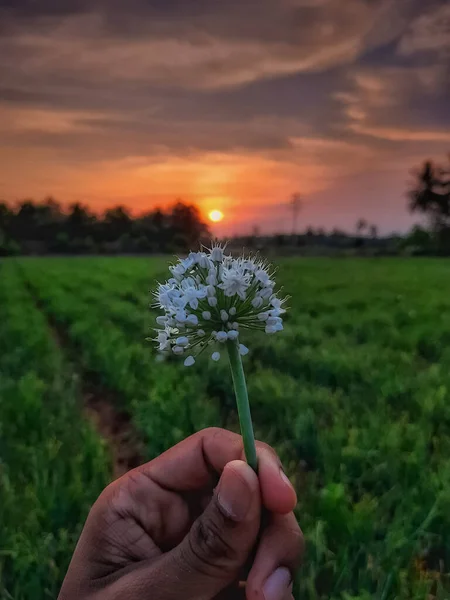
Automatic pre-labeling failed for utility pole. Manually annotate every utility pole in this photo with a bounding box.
[290,193,301,236]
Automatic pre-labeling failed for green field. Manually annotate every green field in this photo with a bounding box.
[1,256,450,599]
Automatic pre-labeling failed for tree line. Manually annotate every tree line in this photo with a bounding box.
[1,154,448,257]
[0,200,210,256]
[406,154,450,255]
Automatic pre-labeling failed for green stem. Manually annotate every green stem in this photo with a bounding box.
[226,339,258,472]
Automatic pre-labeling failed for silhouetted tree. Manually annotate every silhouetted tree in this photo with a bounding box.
[0,198,209,256]
[369,224,378,239]
[169,201,209,251]
[409,156,450,254]
[409,158,450,231]
[356,218,368,235]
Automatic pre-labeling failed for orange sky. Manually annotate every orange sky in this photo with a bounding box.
[0,0,449,234]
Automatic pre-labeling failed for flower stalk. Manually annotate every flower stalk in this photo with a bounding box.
[226,338,258,472]
[152,243,287,471]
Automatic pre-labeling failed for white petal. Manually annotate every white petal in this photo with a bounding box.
[172,345,185,355]
[216,331,228,342]
[186,314,199,326]
[184,356,195,367]
[258,312,269,321]
[227,330,239,340]
[265,325,277,334]
[208,297,218,307]
[211,247,223,262]
[212,352,221,361]
[197,253,209,268]
[271,296,282,309]
[202,310,211,320]
[252,296,263,309]
[239,344,249,356]
[156,315,168,325]
[229,306,237,315]
[255,268,270,285]
[259,286,273,299]
[176,336,189,346]
[220,310,229,321]
[189,298,199,310]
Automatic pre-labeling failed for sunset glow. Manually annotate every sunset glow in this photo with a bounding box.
[0,1,448,234]
[209,209,224,223]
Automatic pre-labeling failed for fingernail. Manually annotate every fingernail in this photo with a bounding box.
[217,460,253,522]
[280,467,294,491]
[263,567,292,600]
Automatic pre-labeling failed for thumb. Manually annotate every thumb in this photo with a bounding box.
[141,460,261,600]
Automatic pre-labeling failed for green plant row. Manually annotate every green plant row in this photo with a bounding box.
[0,261,110,600]
[15,256,450,599]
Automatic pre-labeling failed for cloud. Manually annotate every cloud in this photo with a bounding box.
[0,0,448,235]
[349,125,450,142]
[0,1,417,92]
[398,3,450,58]
[335,65,450,143]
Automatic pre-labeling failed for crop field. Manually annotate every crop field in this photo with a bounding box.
[1,256,450,599]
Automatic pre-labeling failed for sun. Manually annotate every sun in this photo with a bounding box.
[208,209,224,223]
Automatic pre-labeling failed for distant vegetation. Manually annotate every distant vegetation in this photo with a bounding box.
[0,200,209,256]
[1,154,449,256]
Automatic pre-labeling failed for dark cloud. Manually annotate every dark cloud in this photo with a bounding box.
[0,0,448,232]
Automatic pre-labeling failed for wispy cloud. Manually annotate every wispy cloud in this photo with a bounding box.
[0,0,448,233]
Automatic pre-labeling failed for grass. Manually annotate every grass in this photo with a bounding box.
[2,256,450,599]
[0,262,110,600]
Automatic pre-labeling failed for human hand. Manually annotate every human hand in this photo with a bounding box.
[58,428,304,600]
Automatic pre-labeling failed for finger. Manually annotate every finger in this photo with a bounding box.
[140,428,297,515]
[112,460,261,600]
[246,512,304,600]
[256,445,297,515]
[142,428,245,492]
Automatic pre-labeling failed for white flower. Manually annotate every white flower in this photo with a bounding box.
[210,245,224,262]
[216,331,228,342]
[252,296,263,309]
[259,286,273,299]
[153,243,286,365]
[206,271,217,285]
[185,314,198,326]
[255,269,271,286]
[218,265,251,300]
[169,263,186,280]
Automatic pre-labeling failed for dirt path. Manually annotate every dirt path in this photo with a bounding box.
[22,275,145,479]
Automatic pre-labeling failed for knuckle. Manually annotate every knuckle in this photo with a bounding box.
[201,426,223,437]
[256,441,280,462]
[187,512,238,574]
